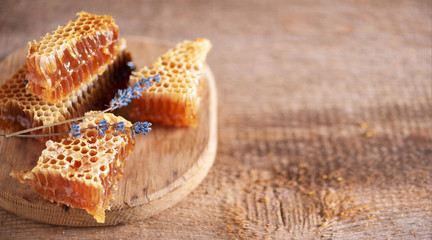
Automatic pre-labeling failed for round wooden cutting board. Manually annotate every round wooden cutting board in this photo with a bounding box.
[0,37,217,226]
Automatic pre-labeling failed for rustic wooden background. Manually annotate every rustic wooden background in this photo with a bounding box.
[0,0,431,239]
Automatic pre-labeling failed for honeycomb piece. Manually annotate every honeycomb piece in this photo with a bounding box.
[0,43,132,140]
[11,111,135,223]
[26,11,120,103]
[129,38,211,126]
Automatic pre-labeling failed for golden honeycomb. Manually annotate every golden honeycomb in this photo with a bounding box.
[0,42,132,140]
[129,38,211,126]
[26,11,120,103]
[11,111,135,223]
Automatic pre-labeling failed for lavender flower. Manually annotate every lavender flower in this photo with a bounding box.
[97,120,108,136]
[109,74,160,110]
[131,122,152,138]
[70,124,81,137]
[113,121,126,136]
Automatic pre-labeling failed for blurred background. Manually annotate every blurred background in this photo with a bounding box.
[0,0,431,239]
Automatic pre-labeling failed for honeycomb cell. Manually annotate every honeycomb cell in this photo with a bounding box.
[65,156,73,163]
[129,38,212,126]
[81,147,89,154]
[89,150,97,156]
[0,41,133,141]
[11,111,135,223]
[26,11,120,103]
[74,161,82,168]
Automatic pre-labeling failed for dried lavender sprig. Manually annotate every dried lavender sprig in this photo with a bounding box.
[70,120,151,138]
[1,120,152,138]
[109,75,160,110]
[3,109,110,138]
[3,74,160,138]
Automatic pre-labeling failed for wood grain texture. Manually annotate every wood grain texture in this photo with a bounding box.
[0,0,431,239]
[0,38,217,226]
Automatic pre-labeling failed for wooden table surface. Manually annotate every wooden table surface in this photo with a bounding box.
[0,0,431,239]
